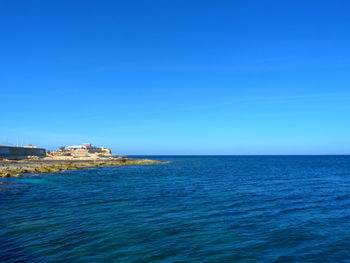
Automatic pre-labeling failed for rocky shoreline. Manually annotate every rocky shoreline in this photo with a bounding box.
[0,157,163,178]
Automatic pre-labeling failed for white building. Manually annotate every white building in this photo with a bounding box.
[64,143,111,154]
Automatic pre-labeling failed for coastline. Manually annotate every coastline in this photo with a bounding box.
[0,157,163,177]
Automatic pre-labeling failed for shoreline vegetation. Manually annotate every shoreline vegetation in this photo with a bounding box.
[0,157,163,178]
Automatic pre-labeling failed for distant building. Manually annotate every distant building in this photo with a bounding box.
[0,145,46,160]
[64,143,112,154]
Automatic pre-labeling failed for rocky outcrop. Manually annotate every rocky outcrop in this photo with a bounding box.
[0,158,163,177]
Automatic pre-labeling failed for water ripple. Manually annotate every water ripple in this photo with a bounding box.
[2,156,350,262]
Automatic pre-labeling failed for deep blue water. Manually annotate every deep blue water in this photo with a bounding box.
[1,156,350,262]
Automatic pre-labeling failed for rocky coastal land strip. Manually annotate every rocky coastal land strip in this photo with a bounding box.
[0,156,163,178]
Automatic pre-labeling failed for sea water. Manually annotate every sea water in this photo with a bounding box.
[1,156,350,262]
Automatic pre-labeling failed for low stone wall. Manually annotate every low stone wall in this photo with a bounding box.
[0,146,46,160]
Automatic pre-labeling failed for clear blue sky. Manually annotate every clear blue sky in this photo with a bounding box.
[1,0,350,155]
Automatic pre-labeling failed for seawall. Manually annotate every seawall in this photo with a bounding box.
[0,146,46,160]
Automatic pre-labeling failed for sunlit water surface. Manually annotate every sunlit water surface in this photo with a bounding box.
[1,156,350,262]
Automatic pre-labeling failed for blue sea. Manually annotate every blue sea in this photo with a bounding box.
[1,156,350,262]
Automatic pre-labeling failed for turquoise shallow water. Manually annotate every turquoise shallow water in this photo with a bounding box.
[1,156,350,262]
